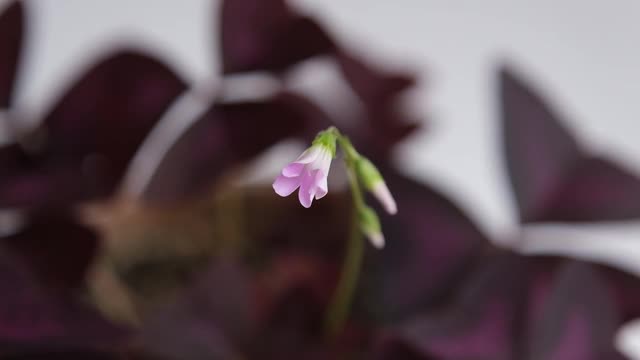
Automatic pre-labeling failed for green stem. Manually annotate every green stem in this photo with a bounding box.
[324,132,366,338]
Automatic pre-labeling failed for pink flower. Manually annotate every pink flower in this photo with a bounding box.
[273,145,333,208]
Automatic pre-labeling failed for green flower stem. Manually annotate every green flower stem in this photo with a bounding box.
[324,129,367,338]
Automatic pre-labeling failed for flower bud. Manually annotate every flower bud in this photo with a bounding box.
[358,206,384,248]
[355,157,397,215]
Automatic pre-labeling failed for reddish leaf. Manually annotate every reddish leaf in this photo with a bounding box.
[356,169,487,323]
[0,49,186,209]
[137,261,254,360]
[392,253,530,360]
[1,214,99,292]
[40,49,187,184]
[500,67,640,223]
[542,157,640,222]
[383,254,631,360]
[336,53,421,158]
[219,0,334,73]
[597,265,640,324]
[525,262,625,360]
[336,52,415,107]
[500,67,583,222]
[0,164,86,210]
[0,254,127,356]
[143,92,323,202]
[0,1,23,108]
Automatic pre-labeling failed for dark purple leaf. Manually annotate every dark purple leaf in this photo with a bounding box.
[500,67,583,222]
[391,253,531,360]
[542,157,640,222]
[383,254,630,360]
[336,52,415,107]
[500,67,640,223]
[355,107,421,161]
[336,52,421,158]
[143,92,324,202]
[40,49,187,183]
[525,262,624,360]
[247,252,344,359]
[220,0,335,73]
[3,352,120,360]
[0,1,23,108]
[0,254,127,356]
[597,265,640,324]
[0,164,86,210]
[1,214,98,292]
[137,261,254,360]
[356,169,487,323]
[0,49,186,209]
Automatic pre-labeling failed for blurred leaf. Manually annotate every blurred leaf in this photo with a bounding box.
[541,157,640,222]
[500,67,640,223]
[0,0,23,108]
[137,260,253,360]
[500,67,583,222]
[2,351,120,360]
[393,253,530,360]
[336,52,421,158]
[40,49,187,188]
[382,254,631,360]
[1,214,98,292]
[245,186,350,252]
[249,253,341,359]
[143,92,323,202]
[356,169,487,323]
[525,261,625,360]
[219,0,334,74]
[0,254,127,357]
[597,265,640,324]
[336,52,415,107]
[0,49,186,209]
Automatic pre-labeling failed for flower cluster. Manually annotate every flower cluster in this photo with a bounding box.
[273,127,396,248]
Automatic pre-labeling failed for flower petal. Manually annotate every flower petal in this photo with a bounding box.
[272,175,300,197]
[298,171,314,208]
[313,169,328,200]
[295,146,321,164]
[282,162,304,177]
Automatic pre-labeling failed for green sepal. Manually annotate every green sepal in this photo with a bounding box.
[311,128,337,157]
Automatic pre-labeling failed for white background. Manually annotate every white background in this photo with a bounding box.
[4,0,640,356]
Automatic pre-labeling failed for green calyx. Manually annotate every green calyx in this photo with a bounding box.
[311,128,338,157]
[354,157,383,190]
[358,205,381,235]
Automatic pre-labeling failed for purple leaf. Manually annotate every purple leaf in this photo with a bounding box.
[1,214,98,292]
[500,67,583,222]
[336,52,415,107]
[525,262,624,360]
[0,254,127,356]
[500,67,640,223]
[542,157,640,222]
[336,52,421,158]
[219,0,334,73]
[143,92,323,202]
[597,265,640,324]
[137,261,254,360]
[0,164,86,211]
[383,254,630,360]
[40,49,187,184]
[0,49,186,209]
[0,1,23,108]
[392,253,530,360]
[356,169,487,323]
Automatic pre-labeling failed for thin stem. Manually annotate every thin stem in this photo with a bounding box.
[324,133,367,339]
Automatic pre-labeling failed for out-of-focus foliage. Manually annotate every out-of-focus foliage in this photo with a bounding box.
[0,0,638,359]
